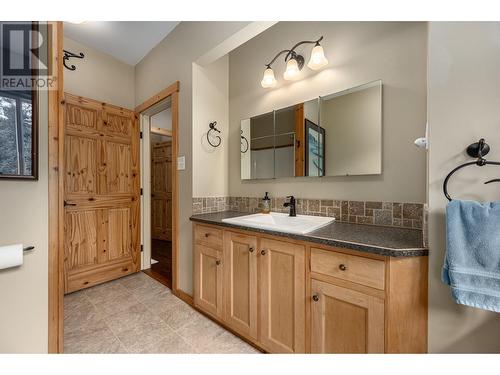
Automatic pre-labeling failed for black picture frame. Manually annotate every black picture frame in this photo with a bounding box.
[304,118,325,177]
[0,21,39,181]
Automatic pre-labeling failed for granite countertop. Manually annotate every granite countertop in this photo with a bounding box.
[190,211,428,257]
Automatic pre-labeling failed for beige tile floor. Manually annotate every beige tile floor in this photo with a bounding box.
[64,272,260,354]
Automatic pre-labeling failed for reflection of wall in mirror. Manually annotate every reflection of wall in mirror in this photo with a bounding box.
[251,149,274,179]
[321,84,381,176]
[150,107,172,131]
[240,119,251,179]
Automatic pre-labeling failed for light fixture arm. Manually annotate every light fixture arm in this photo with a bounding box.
[283,36,324,62]
[264,49,294,68]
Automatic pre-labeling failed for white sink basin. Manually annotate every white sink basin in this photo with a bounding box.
[222,212,334,235]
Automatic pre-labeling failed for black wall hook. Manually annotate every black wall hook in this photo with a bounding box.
[241,130,249,153]
[207,121,221,148]
[63,50,85,71]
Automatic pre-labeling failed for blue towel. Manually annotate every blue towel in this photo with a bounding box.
[442,200,500,313]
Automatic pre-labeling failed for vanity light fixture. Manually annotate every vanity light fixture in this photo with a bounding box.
[261,36,328,88]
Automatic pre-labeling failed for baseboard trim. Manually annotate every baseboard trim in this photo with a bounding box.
[174,288,194,306]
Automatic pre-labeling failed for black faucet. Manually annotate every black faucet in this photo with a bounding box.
[283,196,296,217]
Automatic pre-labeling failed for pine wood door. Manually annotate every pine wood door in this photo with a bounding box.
[63,93,140,293]
[151,141,172,241]
[194,244,223,318]
[259,238,306,353]
[223,231,258,340]
[311,279,385,353]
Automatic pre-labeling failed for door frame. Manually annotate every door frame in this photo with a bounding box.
[48,21,64,354]
[135,81,180,293]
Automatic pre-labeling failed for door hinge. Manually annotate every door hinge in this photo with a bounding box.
[140,131,143,139]
[140,188,143,196]
[141,244,144,252]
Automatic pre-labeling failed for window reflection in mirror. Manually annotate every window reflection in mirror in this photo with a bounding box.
[319,80,382,176]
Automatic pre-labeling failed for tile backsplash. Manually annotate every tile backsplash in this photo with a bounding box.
[192,196,424,230]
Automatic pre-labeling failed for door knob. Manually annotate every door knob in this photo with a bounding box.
[249,247,254,253]
[338,264,347,271]
[261,249,267,256]
[312,294,320,302]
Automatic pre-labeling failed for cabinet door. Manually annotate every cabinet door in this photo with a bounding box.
[223,231,258,340]
[194,244,223,318]
[311,279,384,353]
[259,238,305,353]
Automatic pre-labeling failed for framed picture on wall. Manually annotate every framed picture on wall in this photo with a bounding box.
[305,118,325,177]
[0,22,39,180]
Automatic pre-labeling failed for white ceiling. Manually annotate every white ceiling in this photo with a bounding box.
[64,21,180,65]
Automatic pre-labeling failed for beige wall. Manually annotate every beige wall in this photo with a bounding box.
[229,22,427,203]
[0,30,49,351]
[427,22,500,353]
[192,56,229,197]
[135,22,252,294]
[64,37,135,109]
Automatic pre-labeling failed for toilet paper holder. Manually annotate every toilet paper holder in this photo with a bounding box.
[23,246,35,252]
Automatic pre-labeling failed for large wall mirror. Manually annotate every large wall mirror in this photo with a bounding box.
[240,80,382,180]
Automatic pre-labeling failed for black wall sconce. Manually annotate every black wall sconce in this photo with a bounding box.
[261,36,328,88]
[241,130,249,153]
[63,49,85,71]
[207,121,221,148]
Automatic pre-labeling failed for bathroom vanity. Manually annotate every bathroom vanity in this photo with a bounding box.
[190,211,428,354]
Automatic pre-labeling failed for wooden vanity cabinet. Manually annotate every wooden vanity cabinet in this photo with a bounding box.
[223,231,258,340]
[193,225,224,318]
[310,279,384,353]
[192,222,428,354]
[259,238,305,353]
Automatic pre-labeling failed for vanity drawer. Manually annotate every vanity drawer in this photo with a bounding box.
[310,247,385,290]
[195,224,223,249]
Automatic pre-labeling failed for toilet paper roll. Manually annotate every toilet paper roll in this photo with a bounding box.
[0,244,24,270]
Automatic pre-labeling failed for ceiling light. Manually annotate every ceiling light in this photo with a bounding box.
[283,58,300,81]
[307,43,328,70]
[261,36,327,88]
[261,66,277,88]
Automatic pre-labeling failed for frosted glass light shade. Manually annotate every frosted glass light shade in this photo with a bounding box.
[307,45,328,70]
[283,58,300,80]
[261,67,277,88]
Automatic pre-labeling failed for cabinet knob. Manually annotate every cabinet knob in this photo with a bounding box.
[205,233,210,238]
[215,260,221,266]
[312,294,319,302]
[339,264,347,271]
[261,249,267,256]
[249,247,254,253]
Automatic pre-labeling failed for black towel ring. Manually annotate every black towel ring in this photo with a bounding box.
[241,130,249,153]
[207,121,221,148]
[443,138,500,201]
